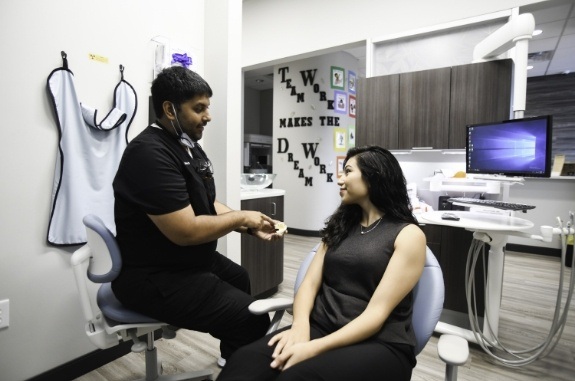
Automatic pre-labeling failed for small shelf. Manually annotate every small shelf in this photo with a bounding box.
[424,177,500,194]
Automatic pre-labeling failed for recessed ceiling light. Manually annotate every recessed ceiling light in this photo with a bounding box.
[532,29,543,36]
[528,50,553,61]
[527,65,534,70]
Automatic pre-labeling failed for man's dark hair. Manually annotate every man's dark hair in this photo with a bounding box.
[151,66,213,117]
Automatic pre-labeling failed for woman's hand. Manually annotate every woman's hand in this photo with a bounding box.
[270,340,319,371]
[268,326,310,369]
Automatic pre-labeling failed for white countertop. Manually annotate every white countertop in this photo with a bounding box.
[240,188,285,200]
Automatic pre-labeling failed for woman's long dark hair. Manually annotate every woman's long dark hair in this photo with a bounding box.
[321,146,418,249]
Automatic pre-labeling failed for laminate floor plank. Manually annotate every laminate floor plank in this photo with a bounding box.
[75,235,575,381]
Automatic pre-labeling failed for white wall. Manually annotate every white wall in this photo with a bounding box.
[273,52,359,230]
[0,1,208,379]
[242,0,545,70]
[203,0,243,263]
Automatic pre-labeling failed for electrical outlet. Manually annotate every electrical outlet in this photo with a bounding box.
[0,299,9,329]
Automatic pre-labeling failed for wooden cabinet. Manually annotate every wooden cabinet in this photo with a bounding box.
[241,196,284,298]
[398,67,451,149]
[420,224,488,324]
[449,59,512,148]
[356,74,400,149]
[356,59,512,150]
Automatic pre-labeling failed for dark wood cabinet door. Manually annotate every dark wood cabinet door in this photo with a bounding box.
[439,226,487,316]
[241,196,284,298]
[420,224,487,317]
[356,75,400,149]
[419,224,442,263]
[449,59,512,148]
[398,67,451,149]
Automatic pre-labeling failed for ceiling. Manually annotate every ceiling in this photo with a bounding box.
[244,1,575,91]
[522,0,575,77]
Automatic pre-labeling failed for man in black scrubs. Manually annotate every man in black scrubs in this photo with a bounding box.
[112,66,284,366]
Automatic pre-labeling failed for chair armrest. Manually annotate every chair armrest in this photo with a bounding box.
[437,334,469,365]
[249,298,293,315]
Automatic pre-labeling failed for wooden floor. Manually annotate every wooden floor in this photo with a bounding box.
[76,234,575,381]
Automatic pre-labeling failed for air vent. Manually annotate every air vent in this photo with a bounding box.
[528,50,554,62]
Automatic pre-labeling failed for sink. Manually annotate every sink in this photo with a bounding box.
[240,173,276,190]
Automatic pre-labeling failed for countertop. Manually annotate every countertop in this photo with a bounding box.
[240,188,285,200]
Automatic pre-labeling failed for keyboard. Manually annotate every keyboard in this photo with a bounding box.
[448,197,536,211]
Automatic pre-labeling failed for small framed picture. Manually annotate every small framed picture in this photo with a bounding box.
[348,70,356,94]
[336,156,346,177]
[334,90,347,114]
[348,125,356,148]
[334,128,347,151]
[331,66,345,90]
[349,95,356,118]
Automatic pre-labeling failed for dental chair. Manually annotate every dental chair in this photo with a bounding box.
[249,245,469,381]
[71,214,213,381]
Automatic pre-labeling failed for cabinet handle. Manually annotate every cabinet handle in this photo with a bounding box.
[271,202,276,216]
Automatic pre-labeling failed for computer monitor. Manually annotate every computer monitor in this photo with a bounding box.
[466,115,553,178]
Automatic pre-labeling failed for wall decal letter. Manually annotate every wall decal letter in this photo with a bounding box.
[278,67,289,82]
[301,142,319,158]
[277,138,289,153]
[300,69,317,86]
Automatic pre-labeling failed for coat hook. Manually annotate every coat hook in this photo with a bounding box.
[61,51,68,69]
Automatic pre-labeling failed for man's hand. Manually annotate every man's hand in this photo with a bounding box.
[251,220,288,241]
[242,210,276,232]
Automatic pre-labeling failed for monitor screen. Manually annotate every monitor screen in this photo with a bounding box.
[466,115,553,178]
